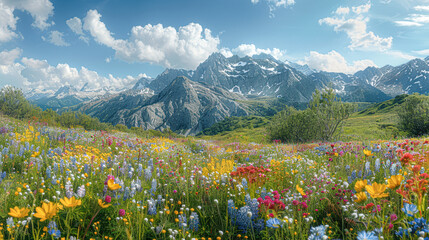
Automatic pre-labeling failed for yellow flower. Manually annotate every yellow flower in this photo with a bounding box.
[98,199,111,208]
[363,149,373,157]
[60,196,82,208]
[34,202,59,222]
[107,179,121,191]
[354,192,367,203]
[354,179,367,192]
[8,207,30,218]
[387,175,403,189]
[296,185,305,196]
[365,182,389,199]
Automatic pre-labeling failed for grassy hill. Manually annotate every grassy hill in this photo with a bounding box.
[198,94,410,143]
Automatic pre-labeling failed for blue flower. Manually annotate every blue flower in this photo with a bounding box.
[357,231,378,240]
[308,225,327,240]
[266,218,281,229]
[189,212,199,231]
[402,203,418,217]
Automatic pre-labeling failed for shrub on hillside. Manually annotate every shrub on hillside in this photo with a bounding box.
[267,88,355,143]
[398,93,429,136]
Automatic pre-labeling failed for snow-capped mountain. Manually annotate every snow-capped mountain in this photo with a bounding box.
[145,53,386,102]
[353,57,429,96]
[27,76,149,110]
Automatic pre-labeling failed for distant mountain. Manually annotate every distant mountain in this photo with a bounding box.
[148,69,194,93]
[74,77,248,135]
[146,53,387,103]
[354,58,429,96]
[132,76,153,90]
[308,72,391,102]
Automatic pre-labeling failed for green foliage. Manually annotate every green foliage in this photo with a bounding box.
[397,93,429,136]
[267,88,356,143]
[0,86,38,119]
[359,94,408,115]
[199,115,270,136]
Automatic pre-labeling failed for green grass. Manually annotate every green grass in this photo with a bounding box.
[199,95,410,143]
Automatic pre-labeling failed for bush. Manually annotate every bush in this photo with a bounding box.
[267,88,355,143]
[397,93,429,136]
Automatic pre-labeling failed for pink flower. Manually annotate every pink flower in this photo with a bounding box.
[105,195,111,203]
[119,209,126,217]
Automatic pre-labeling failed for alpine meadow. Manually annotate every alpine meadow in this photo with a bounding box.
[2,0,429,239]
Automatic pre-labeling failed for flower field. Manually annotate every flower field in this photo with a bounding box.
[1,118,428,240]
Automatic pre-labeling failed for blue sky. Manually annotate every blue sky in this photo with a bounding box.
[1,0,429,91]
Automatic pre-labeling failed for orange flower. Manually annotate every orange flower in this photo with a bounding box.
[387,175,403,189]
[98,199,111,208]
[34,202,60,222]
[365,182,389,199]
[8,207,30,218]
[296,185,306,196]
[60,196,82,208]
[107,179,121,191]
[354,179,367,193]
[354,192,367,203]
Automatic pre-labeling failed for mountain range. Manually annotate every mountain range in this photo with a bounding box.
[26,53,429,135]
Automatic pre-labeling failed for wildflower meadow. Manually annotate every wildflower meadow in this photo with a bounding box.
[0,117,428,240]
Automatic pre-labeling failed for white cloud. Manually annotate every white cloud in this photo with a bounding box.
[250,0,295,17]
[66,17,84,35]
[352,3,371,14]
[386,50,416,60]
[42,31,70,46]
[0,48,21,65]
[396,5,429,27]
[335,7,350,15]
[413,49,429,56]
[5,0,54,30]
[395,20,423,26]
[17,57,142,91]
[0,52,144,91]
[319,3,392,51]
[303,50,377,74]
[81,9,219,70]
[219,48,233,58]
[415,5,429,11]
[220,44,286,60]
[66,17,89,43]
[0,0,54,43]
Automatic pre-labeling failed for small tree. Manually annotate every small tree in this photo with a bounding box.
[309,89,356,141]
[267,88,355,143]
[398,93,429,136]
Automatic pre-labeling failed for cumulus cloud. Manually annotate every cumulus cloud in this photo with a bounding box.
[42,31,70,46]
[303,50,377,74]
[335,7,350,15]
[66,17,89,43]
[0,48,22,65]
[220,44,286,60]
[0,50,145,92]
[80,9,219,69]
[250,0,295,17]
[0,0,54,43]
[319,3,392,51]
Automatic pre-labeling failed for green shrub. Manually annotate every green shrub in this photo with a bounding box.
[397,93,429,136]
[267,88,356,143]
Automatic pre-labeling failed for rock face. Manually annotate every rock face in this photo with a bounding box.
[77,77,248,135]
